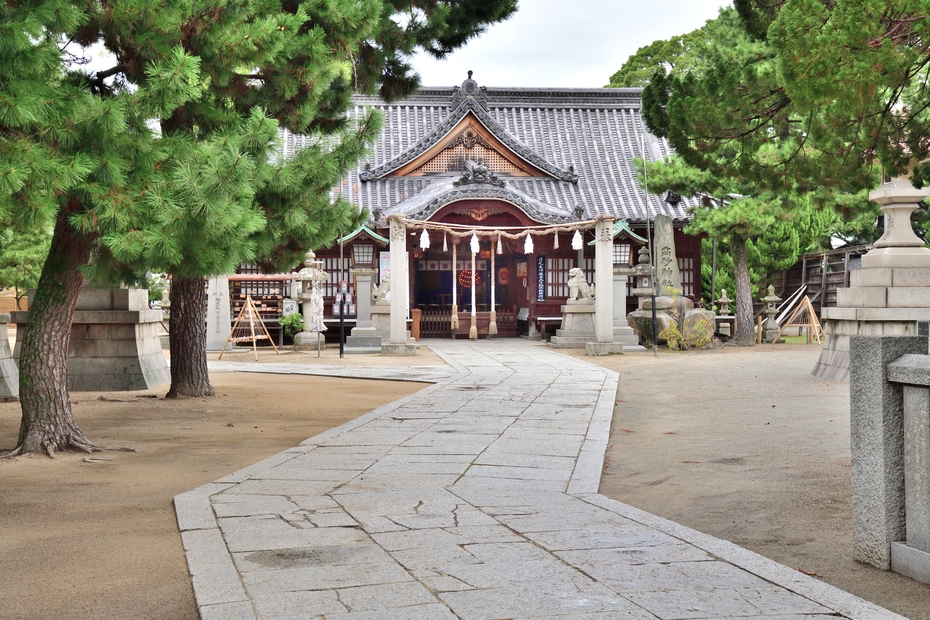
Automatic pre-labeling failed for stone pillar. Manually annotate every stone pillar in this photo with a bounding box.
[353,268,376,330]
[0,314,18,401]
[887,353,930,585]
[345,268,381,353]
[849,335,928,569]
[654,214,682,295]
[206,275,232,352]
[586,217,623,356]
[384,217,415,355]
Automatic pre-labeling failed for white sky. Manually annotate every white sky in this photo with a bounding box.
[412,0,729,88]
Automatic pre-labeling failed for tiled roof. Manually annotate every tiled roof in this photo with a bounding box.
[281,77,693,225]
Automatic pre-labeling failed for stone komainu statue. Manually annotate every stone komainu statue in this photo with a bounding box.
[371,269,391,304]
[567,268,595,302]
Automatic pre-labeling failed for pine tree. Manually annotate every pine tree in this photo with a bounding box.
[89,0,516,398]
[626,7,877,344]
[3,0,520,454]
[1,3,202,456]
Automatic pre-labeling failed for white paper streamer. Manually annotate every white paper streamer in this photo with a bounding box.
[524,234,534,254]
[419,229,430,250]
[470,232,480,254]
[572,230,583,250]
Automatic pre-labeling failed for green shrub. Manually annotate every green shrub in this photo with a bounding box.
[278,313,305,339]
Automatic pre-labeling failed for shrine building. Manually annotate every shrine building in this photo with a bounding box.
[280,73,700,339]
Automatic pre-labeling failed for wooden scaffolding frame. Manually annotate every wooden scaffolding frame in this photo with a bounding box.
[218,295,280,361]
[771,295,826,344]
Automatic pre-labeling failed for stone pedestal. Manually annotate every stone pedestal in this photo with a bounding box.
[371,304,392,341]
[614,267,645,352]
[12,288,169,391]
[0,314,18,401]
[345,268,381,354]
[294,331,324,350]
[371,304,414,344]
[549,303,595,348]
[815,174,930,381]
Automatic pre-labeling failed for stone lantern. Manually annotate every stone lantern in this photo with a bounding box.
[630,245,654,310]
[295,250,327,349]
[762,285,782,343]
[716,289,733,336]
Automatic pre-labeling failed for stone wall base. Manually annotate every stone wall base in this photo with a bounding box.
[381,343,417,356]
[585,342,624,356]
[892,541,930,585]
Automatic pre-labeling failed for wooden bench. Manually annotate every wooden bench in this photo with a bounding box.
[535,316,562,340]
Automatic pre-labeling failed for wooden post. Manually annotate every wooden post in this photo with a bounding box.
[469,247,477,339]
[451,242,459,329]
[489,237,498,336]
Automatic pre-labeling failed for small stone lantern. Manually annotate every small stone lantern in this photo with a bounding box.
[762,285,782,343]
[716,289,733,336]
[630,245,654,309]
[717,289,732,316]
[295,250,328,350]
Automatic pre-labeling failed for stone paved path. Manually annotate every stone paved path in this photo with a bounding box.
[176,340,903,620]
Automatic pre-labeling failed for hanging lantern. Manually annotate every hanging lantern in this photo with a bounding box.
[470,232,480,254]
[524,234,534,254]
[419,229,430,251]
[443,231,448,252]
[572,230,583,250]
[553,231,559,249]
[496,234,503,255]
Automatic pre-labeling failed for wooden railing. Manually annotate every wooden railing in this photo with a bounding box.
[417,306,518,339]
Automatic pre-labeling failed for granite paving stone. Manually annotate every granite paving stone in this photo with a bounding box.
[176,340,906,620]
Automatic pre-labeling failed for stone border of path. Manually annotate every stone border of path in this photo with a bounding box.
[176,343,903,620]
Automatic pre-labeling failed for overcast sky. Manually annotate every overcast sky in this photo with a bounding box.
[412,0,729,88]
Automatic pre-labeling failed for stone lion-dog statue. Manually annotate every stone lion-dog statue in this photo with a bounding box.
[567,267,595,302]
[371,269,391,304]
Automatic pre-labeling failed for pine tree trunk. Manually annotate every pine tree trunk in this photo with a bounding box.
[14,206,98,457]
[733,239,755,346]
[166,274,215,398]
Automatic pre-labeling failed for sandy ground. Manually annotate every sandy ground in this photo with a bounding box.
[575,344,930,620]
[0,346,437,620]
[1,342,929,619]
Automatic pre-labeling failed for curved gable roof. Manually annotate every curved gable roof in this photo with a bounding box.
[360,80,578,184]
[280,74,693,225]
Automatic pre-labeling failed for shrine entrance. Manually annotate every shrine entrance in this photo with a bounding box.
[413,200,531,338]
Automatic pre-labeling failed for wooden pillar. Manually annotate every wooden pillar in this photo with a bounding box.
[451,242,459,329]
[489,239,498,336]
[469,245,477,339]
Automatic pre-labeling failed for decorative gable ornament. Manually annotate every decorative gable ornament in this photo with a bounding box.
[453,157,505,187]
[360,73,579,184]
